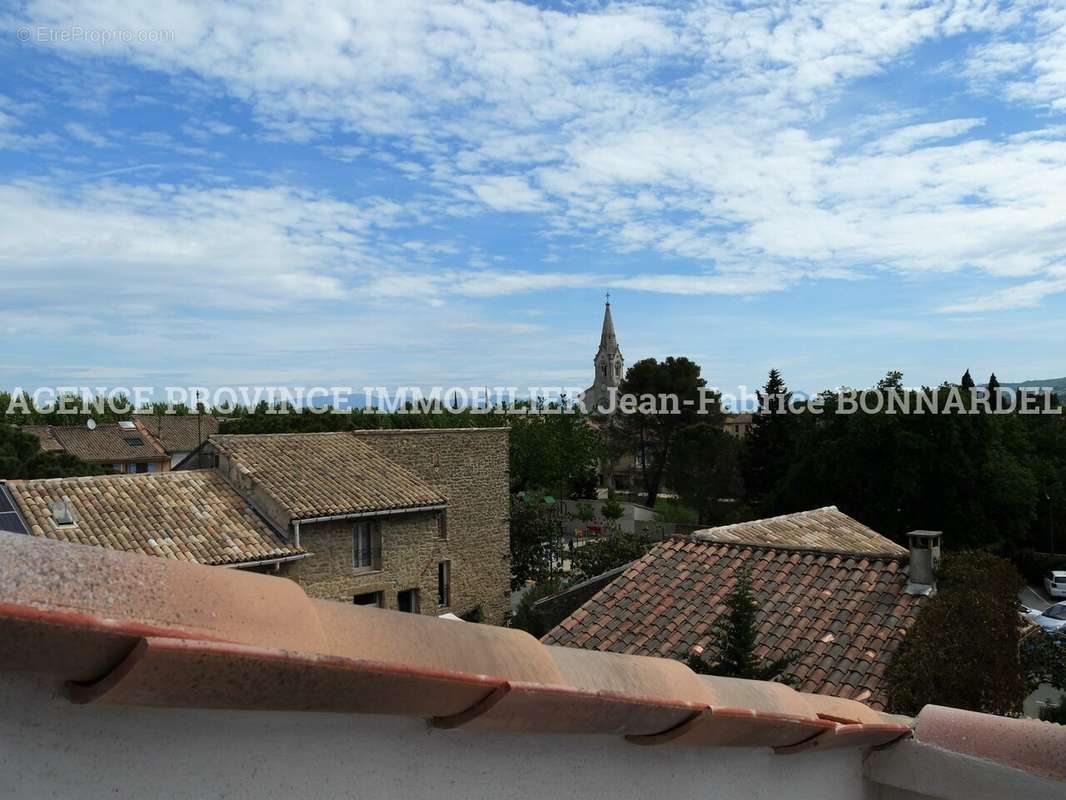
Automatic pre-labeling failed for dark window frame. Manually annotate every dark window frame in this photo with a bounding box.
[353,591,383,607]
[397,588,420,614]
[437,560,451,608]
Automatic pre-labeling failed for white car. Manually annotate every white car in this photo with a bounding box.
[1044,571,1066,599]
[1030,602,1066,633]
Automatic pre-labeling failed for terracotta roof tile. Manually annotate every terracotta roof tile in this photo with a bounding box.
[6,470,302,566]
[209,432,447,520]
[543,513,926,710]
[0,530,913,750]
[20,422,169,463]
[133,414,219,453]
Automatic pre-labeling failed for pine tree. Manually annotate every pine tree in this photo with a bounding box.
[961,369,975,389]
[741,368,796,508]
[687,568,795,682]
[988,372,1001,412]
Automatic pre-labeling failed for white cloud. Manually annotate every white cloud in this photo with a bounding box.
[966,5,1066,110]
[8,0,1066,317]
[872,118,985,154]
[468,176,548,212]
[940,270,1066,313]
[64,121,110,147]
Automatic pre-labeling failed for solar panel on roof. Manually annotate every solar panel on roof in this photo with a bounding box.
[0,491,13,514]
[0,511,27,534]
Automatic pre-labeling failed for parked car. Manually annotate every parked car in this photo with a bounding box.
[1030,602,1066,633]
[1045,571,1066,599]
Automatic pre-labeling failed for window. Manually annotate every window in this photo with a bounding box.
[131,462,149,473]
[397,588,419,613]
[48,500,75,527]
[437,561,451,607]
[437,511,447,539]
[353,521,381,570]
[123,436,145,446]
[353,591,383,607]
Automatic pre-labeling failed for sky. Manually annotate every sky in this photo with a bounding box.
[1,0,1065,401]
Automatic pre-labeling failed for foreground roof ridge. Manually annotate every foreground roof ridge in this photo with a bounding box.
[2,530,1062,772]
[1,529,1062,784]
[0,530,900,749]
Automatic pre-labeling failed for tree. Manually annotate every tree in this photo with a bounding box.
[886,552,1027,716]
[961,369,975,390]
[686,568,795,682]
[1021,631,1066,696]
[508,494,565,590]
[600,493,625,523]
[509,578,565,637]
[604,356,713,507]
[570,531,653,581]
[742,368,797,508]
[508,402,601,498]
[667,423,742,525]
[987,372,1001,412]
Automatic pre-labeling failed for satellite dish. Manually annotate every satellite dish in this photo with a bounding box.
[86,418,97,431]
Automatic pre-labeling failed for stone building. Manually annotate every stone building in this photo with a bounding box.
[2,427,511,625]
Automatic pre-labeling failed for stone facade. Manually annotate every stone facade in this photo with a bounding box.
[352,428,511,625]
[282,511,448,612]
[193,427,511,625]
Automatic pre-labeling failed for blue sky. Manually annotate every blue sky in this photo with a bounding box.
[1,0,1065,400]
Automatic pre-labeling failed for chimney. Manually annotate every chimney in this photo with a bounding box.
[905,529,942,595]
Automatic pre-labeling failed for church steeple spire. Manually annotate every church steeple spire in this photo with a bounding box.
[599,293,617,351]
[582,294,624,411]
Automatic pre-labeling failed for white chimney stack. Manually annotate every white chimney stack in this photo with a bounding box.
[905,530,941,595]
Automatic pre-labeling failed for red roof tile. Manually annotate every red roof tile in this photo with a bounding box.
[543,528,925,710]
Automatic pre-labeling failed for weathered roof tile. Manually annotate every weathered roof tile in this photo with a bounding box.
[209,432,447,520]
[6,470,302,566]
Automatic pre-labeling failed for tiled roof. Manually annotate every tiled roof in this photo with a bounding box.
[693,506,907,557]
[543,536,925,710]
[209,432,447,520]
[24,422,170,463]
[5,470,303,566]
[18,425,65,453]
[134,414,220,453]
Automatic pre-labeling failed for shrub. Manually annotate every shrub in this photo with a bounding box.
[886,551,1026,716]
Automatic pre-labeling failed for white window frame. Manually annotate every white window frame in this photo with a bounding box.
[353,521,380,570]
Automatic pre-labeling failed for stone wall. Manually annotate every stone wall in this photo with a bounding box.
[353,428,511,625]
[283,511,448,613]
